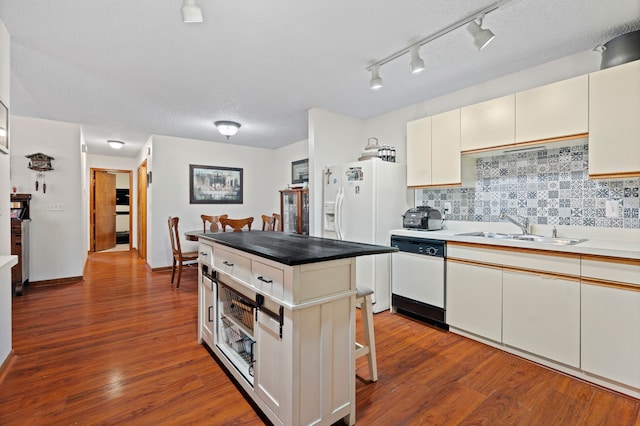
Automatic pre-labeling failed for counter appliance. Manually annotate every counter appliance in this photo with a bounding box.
[402,205,444,231]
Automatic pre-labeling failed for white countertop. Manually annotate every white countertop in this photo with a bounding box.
[390,223,640,260]
[0,255,18,270]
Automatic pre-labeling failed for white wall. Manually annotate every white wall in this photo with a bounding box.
[86,154,138,248]
[308,108,364,235]
[10,116,84,282]
[0,18,12,369]
[272,139,308,192]
[148,134,277,269]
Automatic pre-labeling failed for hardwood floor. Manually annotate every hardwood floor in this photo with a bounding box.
[1,250,638,425]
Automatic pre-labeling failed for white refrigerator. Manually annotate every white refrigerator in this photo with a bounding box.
[322,158,408,313]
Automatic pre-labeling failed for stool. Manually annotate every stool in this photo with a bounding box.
[355,287,378,382]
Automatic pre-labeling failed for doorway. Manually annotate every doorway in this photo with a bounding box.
[90,168,133,252]
[137,160,147,261]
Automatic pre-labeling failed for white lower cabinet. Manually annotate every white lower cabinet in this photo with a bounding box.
[255,310,285,418]
[446,260,502,342]
[502,270,580,367]
[446,243,640,398]
[198,263,215,347]
[581,282,640,389]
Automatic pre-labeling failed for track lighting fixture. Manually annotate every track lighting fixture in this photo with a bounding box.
[182,0,203,23]
[214,121,241,139]
[367,0,506,89]
[369,65,383,90]
[409,46,425,74]
[467,16,495,51]
[107,140,125,150]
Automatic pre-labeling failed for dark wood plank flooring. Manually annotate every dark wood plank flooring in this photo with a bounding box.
[1,250,638,425]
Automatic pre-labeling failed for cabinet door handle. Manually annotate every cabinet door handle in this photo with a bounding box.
[257,276,273,284]
[208,306,213,323]
[200,252,208,256]
[223,260,234,267]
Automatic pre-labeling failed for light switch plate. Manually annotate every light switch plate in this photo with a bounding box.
[444,202,452,213]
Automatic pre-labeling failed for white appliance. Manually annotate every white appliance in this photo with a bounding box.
[322,158,408,312]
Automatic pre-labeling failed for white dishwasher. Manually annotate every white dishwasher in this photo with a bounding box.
[390,235,447,330]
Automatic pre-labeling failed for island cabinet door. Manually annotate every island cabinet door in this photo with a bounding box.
[200,270,215,347]
[254,309,287,422]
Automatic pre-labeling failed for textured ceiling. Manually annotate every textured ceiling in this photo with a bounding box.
[0,0,638,157]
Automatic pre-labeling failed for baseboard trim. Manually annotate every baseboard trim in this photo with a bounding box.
[150,265,198,273]
[30,276,83,288]
[0,350,16,385]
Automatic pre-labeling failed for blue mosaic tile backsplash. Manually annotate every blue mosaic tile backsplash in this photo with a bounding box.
[419,143,640,228]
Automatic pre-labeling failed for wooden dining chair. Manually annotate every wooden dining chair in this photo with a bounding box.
[201,214,228,232]
[261,214,276,231]
[220,216,254,232]
[272,213,282,232]
[168,216,199,288]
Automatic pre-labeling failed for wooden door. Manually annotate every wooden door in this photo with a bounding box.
[137,161,147,260]
[94,171,117,251]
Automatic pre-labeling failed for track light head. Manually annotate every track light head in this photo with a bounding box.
[369,65,383,90]
[409,46,425,74]
[467,17,495,51]
[182,0,203,23]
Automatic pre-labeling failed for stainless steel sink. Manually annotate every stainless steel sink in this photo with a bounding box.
[456,231,587,245]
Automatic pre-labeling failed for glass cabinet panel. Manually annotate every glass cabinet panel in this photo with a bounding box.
[279,188,309,235]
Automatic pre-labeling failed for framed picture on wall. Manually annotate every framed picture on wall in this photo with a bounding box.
[0,99,8,154]
[291,158,309,184]
[189,164,243,204]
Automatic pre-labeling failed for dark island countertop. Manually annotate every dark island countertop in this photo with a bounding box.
[197,231,397,266]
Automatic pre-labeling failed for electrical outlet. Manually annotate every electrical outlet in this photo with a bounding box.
[48,201,64,211]
[444,202,452,213]
[605,200,619,218]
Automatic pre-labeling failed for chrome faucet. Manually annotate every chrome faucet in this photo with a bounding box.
[500,213,530,235]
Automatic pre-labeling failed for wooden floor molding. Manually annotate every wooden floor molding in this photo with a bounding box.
[1,250,638,425]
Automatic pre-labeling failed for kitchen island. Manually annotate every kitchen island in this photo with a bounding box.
[196,232,396,426]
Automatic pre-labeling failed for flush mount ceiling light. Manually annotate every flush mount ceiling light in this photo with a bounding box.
[214,121,241,139]
[181,0,203,23]
[467,16,495,51]
[369,65,383,90]
[107,140,125,150]
[409,46,425,74]
[366,0,506,89]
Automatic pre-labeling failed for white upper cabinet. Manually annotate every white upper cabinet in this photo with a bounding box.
[515,75,588,143]
[431,109,461,186]
[588,59,640,178]
[461,94,515,152]
[407,111,461,187]
[406,116,432,186]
